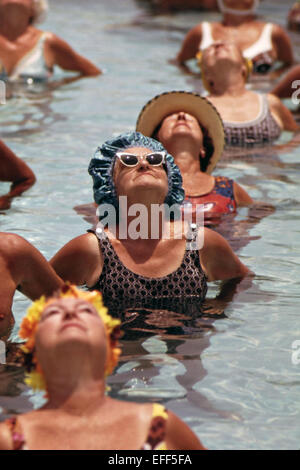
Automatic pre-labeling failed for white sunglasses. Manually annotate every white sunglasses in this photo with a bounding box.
[115,151,166,167]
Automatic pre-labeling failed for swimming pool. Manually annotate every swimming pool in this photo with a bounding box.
[0,0,300,450]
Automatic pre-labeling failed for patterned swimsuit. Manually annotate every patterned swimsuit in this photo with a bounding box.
[88,228,207,316]
[183,176,237,223]
[5,403,169,450]
[224,94,281,147]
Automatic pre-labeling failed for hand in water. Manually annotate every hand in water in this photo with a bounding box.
[0,196,11,210]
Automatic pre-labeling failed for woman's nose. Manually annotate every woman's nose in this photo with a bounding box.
[177,112,186,120]
[63,309,77,319]
[214,41,224,50]
[138,156,150,169]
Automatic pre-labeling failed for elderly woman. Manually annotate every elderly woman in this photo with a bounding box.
[51,132,249,316]
[0,0,101,83]
[0,285,205,450]
[176,0,294,75]
[198,42,299,146]
[136,91,253,221]
[76,93,253,225]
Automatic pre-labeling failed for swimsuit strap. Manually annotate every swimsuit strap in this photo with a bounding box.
[9,31,51,82]
[141,404,168,450]
[5,417,27,450]
[199,22,214,50]
[87,227,207,315]
[243,23,273,59]
[224,93,266,128]
[99,224,204,279]
[224,93,281,146]
[260,93,270,120]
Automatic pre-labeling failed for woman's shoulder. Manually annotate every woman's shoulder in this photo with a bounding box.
[0,232,36,257]
[184,21,204,38]
[42,31,71,51]
[270,22,289,37]
[111,401,204,450]
[65,231,100,250]
[267,93,300,131]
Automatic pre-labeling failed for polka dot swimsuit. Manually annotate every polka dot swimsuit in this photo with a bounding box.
[89,229,207,315]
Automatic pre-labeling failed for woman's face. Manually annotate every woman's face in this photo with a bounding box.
[157,112,204,151]
[202,42,245,81]
[0,0,32,9]
[35,298,107,364]
[113,146,169,201]
[0,0,34,22]
[203,42,243,69]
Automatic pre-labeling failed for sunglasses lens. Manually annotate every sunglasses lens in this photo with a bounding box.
[120,154,139,166]
[146,153,164,165]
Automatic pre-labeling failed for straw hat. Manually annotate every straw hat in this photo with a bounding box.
[136,91,224,174]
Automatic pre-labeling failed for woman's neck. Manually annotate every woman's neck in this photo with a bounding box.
[118,204,167,241]
[165,139,202,174]
[0,17,31,41]
[115,186,169,240]
[173,151,201,176]
[40,343,107,413]
[45,379,107,415]
[209,73,246,97]
[222,13,256,27]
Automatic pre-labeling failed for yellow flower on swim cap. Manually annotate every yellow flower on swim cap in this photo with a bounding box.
[244,58,253,78]
[19,284,122,392]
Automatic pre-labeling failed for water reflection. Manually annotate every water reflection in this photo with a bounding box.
[0,275,248,420]
[0,77,88,138]
[0,0,299,449]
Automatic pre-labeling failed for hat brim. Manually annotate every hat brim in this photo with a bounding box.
[136,91,225,174]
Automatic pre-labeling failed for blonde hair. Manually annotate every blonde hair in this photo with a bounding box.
[19,284,122,392]
[32,0,48,24]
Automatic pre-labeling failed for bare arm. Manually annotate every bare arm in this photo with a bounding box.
[176,24,203,65]
[47,34,101,77]
[272,24,294,67]
[0,233,63,337]
[269,24,294,79]
[50,232,102,287]
[200,228,251,281]
[3,234,63,300]
[233,182,254,207]
[0,141,36,209]
[271,65,300,98]
[267,93,300,132]
[165,410,206,450]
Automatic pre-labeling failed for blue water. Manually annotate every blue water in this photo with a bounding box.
[0,0,300,450]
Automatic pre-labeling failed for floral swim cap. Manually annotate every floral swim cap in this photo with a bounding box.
[19,284,121,392]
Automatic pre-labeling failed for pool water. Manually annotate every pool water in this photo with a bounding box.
[0,0,300,450]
